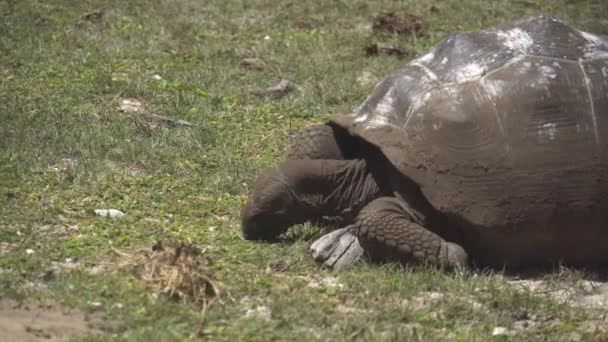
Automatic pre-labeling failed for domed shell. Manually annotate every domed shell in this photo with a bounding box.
[332,15,608,231]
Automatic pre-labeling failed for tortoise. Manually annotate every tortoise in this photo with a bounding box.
[241,15,608,270]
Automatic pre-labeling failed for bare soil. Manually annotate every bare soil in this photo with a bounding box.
[0,300,106,341]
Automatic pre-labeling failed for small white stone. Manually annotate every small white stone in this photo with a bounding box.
[492,327,515,336]
[89,301,103,307]
[152,74,162,80]
[94,209,125,218]
[25,249,35,255]
[264,35,271,41]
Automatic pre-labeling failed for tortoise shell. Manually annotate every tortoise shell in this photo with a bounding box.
[331,16,608,250]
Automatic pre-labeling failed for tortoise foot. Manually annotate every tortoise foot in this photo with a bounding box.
[440,242,468,270]
[310,226,364,270]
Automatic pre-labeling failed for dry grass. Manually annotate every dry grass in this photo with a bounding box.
[117,242,223,304]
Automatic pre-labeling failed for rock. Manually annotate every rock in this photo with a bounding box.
[94,209,125,218]
[492,327,516,336]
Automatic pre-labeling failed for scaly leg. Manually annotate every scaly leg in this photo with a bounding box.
[355,197,467,269]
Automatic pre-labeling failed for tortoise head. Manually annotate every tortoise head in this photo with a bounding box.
[241,165,300,241]
[241,159,384,241]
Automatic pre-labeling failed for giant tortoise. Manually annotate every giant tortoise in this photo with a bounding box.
[241,15,608,270]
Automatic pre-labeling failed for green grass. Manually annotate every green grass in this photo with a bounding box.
[2,0,608,340]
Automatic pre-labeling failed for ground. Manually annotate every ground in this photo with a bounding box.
[1,0,608,340]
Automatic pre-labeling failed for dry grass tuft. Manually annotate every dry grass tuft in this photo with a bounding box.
[118,242,223,303]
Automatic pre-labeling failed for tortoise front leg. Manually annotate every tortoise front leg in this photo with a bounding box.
[356,197,468,269]
[287,123,358,160]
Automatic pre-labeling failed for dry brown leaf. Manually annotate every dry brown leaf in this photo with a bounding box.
[250,79,291,98]
[240,58,266,71]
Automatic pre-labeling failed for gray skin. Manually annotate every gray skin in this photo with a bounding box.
[241,16,608,270]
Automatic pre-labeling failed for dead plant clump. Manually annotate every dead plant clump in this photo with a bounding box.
[118,242,223,303]
[372,11,426,36]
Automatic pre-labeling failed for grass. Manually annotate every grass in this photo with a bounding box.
[1,0,608,340]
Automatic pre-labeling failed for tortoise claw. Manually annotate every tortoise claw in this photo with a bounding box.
[440,241,468,270]
[310,225,364,270]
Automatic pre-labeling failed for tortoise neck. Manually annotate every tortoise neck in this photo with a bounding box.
[286,159,383,220]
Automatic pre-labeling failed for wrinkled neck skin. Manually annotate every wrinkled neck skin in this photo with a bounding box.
[285,159,383,222]
[241,159,384,241]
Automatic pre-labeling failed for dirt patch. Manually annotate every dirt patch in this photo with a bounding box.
[0,300,106,341]
[372,11,426,36]
[500,277,608,335]
[510,278,608,309]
